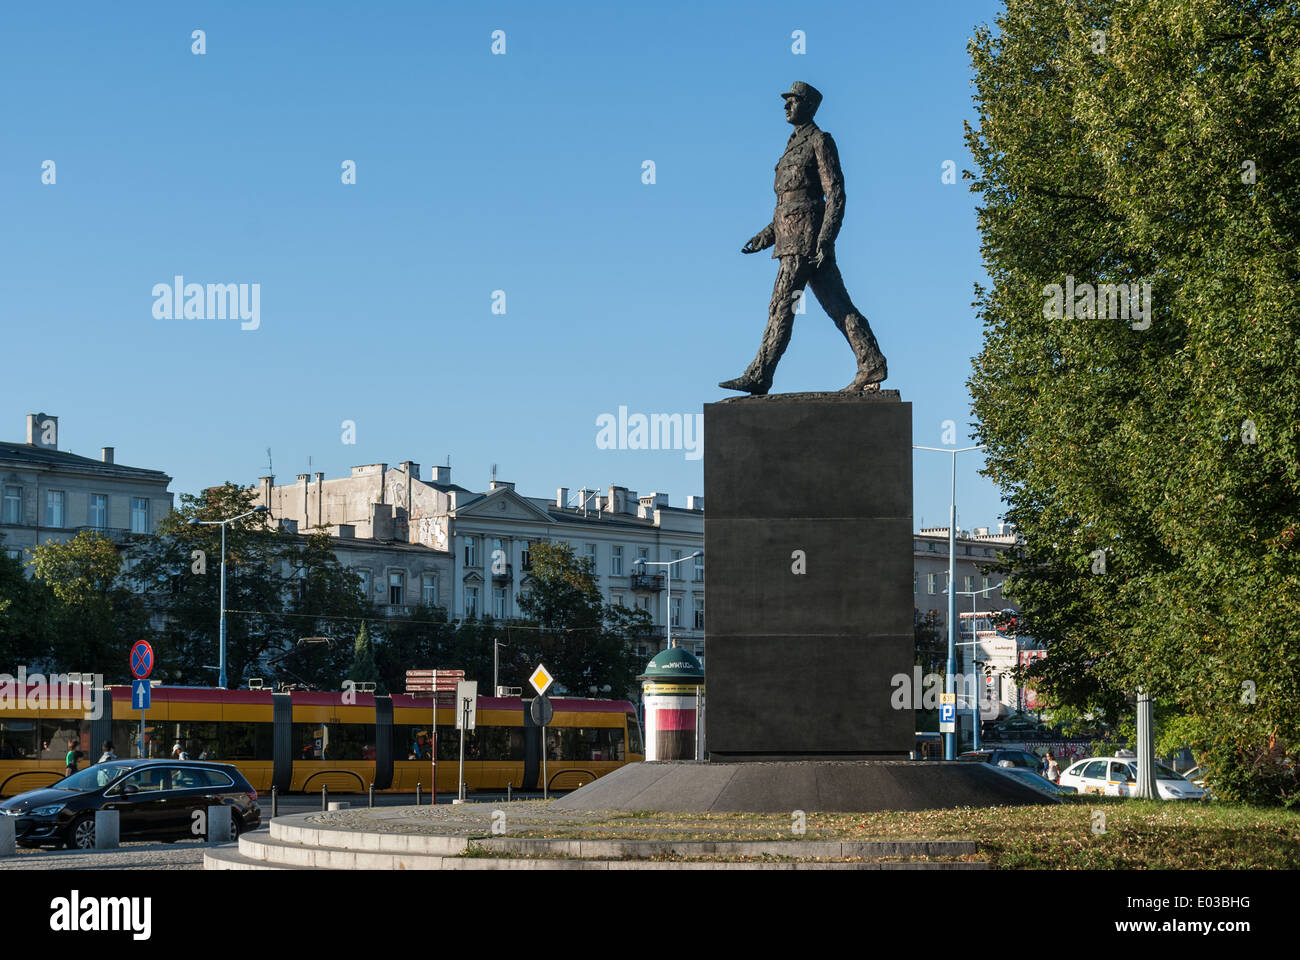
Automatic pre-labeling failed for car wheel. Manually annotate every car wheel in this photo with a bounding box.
[66,814,95,850]
[229,813,242,842]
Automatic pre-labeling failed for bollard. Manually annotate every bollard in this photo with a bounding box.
[369,784,374,808]
[507,782,512,802]
[271,785,278,820]
[94,810,120,849]
[416,783,421,806]
[321,785,329,811]
[207,805,232,843]
[0,815,15,858]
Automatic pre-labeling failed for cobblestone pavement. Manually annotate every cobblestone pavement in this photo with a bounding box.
[0,837,241,870]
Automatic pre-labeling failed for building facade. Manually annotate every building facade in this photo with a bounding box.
[251,465,706,661]
[1,412,174,562]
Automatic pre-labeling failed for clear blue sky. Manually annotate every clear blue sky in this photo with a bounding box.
[1,0,1006,531]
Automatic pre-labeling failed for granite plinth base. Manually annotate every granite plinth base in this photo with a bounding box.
[704,392,914,759]
[550,761,1060,814]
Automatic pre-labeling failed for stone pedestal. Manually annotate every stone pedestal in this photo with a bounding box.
[704,392,914,760]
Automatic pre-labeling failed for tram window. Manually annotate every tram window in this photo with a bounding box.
[293,722,374,761]
[0,720,37,759]
[39,719,89,761]
[626,714,643,756]
[607,728,626,761]
[395,726,435,761]
[475,726,526,761]
[222,722,274,761]
[112,720,168,759]
[165,721,220,760]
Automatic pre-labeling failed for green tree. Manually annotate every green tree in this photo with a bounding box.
[0,537,53,670]
[516,541,644,699]
[966,1,1300,803]
[27,531,149,679]
[347,623,382,690]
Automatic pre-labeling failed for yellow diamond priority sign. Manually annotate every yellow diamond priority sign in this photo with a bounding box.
[529,664,554,696]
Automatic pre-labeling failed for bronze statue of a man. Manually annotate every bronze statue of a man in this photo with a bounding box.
[720,82,888,395]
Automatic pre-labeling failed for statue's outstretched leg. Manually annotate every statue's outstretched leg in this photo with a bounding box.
[809,261,887,391]
[719,256,811,394]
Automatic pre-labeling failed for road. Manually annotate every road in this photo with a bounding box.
[0,792,560,870]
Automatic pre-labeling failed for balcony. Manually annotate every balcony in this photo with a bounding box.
[492,563,513,584]
[630,572,665,592]
[73,525,139,544]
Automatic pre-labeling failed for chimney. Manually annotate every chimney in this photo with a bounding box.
[687,495,704,511]
[608,485,626,515]
[258,476,274,518]
[429,465,451,485]
[557,487,568,508]
[101,447,114,464]
[315,472,325,528]
[399,461,420,480]
[26,413,58,449]
[298,474,310,528]
[489,480,515,492]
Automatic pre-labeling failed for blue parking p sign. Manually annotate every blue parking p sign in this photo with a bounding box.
[939,703,955,724]
[131,679,151,711]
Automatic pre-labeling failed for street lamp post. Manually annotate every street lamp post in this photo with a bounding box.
[949,581,1002,752]
[189,505,268,689]
[633,551,703,651]
[915,444,985,760]
[493,639,507,696]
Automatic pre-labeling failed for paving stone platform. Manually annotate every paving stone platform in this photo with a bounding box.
[203,802,991,871]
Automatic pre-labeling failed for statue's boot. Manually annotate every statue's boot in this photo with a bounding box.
[718,372,771,395]
[842,359,887,393]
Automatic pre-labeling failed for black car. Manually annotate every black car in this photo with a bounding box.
[0,759,260,849]
[958,748,1042,769]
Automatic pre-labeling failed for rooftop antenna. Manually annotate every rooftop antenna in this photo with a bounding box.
[491,463,497,483]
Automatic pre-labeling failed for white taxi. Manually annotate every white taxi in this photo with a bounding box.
[1058,756,1206,800]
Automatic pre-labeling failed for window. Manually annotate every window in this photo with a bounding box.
[357,568,371,600]
[465,585,480,618]
[584,543,597,569]
[693,552,704,581]
[2,486,20,524]
[611,593,624,607]
[914,572,918,595]
[672,549,682,565]
[927,573,936,595]
[388,571,404,605]
[45,490,65,528]
[982,575,990,593]
[422,573,439,607]
[1081,760,1109,781]
[638,547,649,565]
[1109,762,1134,783]
[928,543,937,552]
[0,719,37,759]
[521,540,533,570]
[492,538,505,567]
[492,585,507,618]
[131,497,149,534]
[4,548,20,561]
[670,596,681,627]
[89,493,107,529]
[964,575,973,593]
[626,714,643,756]
[693,597,704,629]
[464,536,477,567]
[293,722,376,761]
[637,595,651,614]
[611,545,623,576]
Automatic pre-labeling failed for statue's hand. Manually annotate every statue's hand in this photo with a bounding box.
[814,241,835,269]
[742,229,773,254]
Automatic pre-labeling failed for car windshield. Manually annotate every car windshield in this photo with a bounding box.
[51,763,134,791]
[1125,762,1188,781]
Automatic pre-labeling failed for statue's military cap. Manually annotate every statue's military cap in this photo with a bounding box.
[781,81,823,113]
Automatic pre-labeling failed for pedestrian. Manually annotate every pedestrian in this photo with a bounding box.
[1045,751,1060,784]
[64,739,79,777]
[98,740,117,763]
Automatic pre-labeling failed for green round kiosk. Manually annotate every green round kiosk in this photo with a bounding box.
[638,647,705,761]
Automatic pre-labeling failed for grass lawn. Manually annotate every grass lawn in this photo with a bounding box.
[506,798,1300,868]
